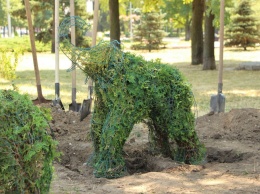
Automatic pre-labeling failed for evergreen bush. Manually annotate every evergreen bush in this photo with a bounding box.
[0,90,60,193]
[0,49,22,80]
[225,0,260,50]
[132,12,168,52]
[0,37,51,52]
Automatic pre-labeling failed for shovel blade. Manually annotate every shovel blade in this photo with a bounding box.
[52,98,65,110]
[69,102,81,112]
[80,99,91,121]
[210,93,225,113]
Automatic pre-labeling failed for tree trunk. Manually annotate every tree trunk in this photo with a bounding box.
[191,0,204,65]
[203,10,216,70]
[109,0,120,46]
[13,26,16,36]
[185,17,191,41]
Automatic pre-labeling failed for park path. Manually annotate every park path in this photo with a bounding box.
[17,53,72,71]
[16,38,260,72]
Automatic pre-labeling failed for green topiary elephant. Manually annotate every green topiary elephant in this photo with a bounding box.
[59,17,206,179]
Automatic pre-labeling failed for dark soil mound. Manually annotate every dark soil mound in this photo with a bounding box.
[42,103,259,176]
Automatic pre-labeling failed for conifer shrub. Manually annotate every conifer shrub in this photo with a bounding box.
[132,12,168,52]
[0,90,60,193]
[225,0,260,50]
[0,49,22,80]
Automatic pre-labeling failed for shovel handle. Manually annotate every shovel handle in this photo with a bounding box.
[218,0,225,93]
[70,0,77,101]
[55,0,59,84]
[87,0,99,101]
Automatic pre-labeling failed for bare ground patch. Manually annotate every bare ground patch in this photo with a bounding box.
[39,103,260,194]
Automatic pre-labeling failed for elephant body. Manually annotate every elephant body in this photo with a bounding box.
[59,17,205,178]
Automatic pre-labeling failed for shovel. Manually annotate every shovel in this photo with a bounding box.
[79,83,92,121]
[210,0,225,113]
[24,0,51,105]
[69,0,81,112]
[69,71,81,112]
[53,0,64,110]
[79,0,99,121]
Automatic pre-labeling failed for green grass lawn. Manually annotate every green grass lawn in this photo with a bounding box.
[0,38,259,117]
[0,36,51,52]
[178,60,260,116]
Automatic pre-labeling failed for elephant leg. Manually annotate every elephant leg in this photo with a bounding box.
[93,107,135,178]
[174,129,206,164]
[162,83,206,164]
[170,110,206,164]
[146,118,172,158]
[90,97,108,153]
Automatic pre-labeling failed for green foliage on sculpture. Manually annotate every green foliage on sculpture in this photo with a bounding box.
[0,90,60,193]
[59,16,206,179]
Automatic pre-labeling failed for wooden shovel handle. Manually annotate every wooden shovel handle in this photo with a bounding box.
[218,0,225,93]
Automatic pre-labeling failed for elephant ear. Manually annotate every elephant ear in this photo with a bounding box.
[89,41,124,66]
[79,41,124,77]
[59,16,124,76]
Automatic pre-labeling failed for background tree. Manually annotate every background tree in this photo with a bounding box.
[102,0,163,44]
[202,0,234,70]
[132,12,168,52]
[191,0,204,65]
[251,0,260,31]
[142,0,164,12]
[10,0,88,52]
[203,0,216,70]
[109,0,120,44]
[11,0,53,47]
[162,0,192,40]
[0,0,7,34]
[98,11,109,32]
[225,0,260,50]
[65,0,90,48]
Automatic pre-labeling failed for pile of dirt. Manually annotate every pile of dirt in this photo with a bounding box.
[45,104,93,176]
[42,103,260,193]
[197,108,260,142]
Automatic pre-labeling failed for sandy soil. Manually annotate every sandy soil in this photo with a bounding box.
[40,103,260,194]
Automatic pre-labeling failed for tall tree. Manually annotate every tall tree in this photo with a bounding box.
[109,0,120,44]
[0,0,7,28]
[191,0,204,65]
[133,12,168,52]
[203,2,216,70]
[11,0,87,52]
[252,0,260,32]
[225,0,260,50]
[201,0,234,69]
[162,0,192,41]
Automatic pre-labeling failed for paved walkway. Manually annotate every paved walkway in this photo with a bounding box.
[17,53,72,71]
[239,61,260,70]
